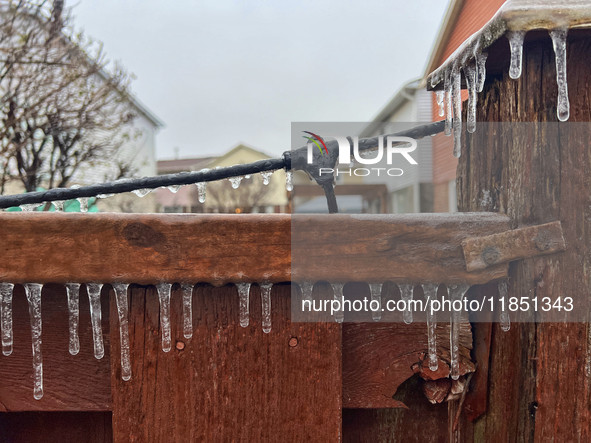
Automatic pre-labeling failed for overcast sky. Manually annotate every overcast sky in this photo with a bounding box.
[72,0,449,160]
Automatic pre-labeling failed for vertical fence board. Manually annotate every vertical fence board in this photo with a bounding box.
[458,34,591,441]
[0,284,112,411]
[110,283,341,443]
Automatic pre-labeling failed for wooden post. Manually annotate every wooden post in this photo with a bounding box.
[457,31,591,440]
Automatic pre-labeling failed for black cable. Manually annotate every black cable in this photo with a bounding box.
[0,120,445,211]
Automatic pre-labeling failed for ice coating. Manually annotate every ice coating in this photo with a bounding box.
[331,283,344,323]
[448,284,470,380]
[181,284,193,339]
[24,283,43,400]
[196,182,207,203]
[20,203,41,212]
[86,283,105,360]
[427,0,591,146]
[422,283,439,372]
[444,71,452,137]
[300,282,313,302]
[1,283,14,356]
[451,67,463,158]
[550,28,570,122]
[77,197,89,213]
[464,63,477,134]
[261,171,273,186]
[475,51,488,93]
[52,200,65,212]
[436,91,445,117]
[260,283,273,333]
[508,30,526,79]
[286,171,293,192]
[369,283,382,322]
[168,185,181,193]
[498,280,511,332]
[237,283,251,328]
[229,176,244,189]
[156,283,172,352]
[132,188,152,198]
[399,284,414,325]
[112,283,131,381]
[65,283,81,356]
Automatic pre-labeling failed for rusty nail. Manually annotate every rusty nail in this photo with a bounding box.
[288,337,298,347]
[176,341,185,351]
[534,230,552,251]
[482,246,500,265]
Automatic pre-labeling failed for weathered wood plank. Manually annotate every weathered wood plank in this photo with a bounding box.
[109,283,342,443]
[292,213,510,284]
[462,221,565,272]
[0,212,510,285]
[0,284,112,411]
[457,32,591,442]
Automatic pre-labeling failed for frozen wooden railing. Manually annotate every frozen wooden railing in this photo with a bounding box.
[0,211,569,441]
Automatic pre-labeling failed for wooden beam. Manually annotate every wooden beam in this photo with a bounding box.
[462,221,565,272]
[0,212,510,285]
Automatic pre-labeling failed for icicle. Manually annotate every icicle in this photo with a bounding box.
[399,284,414,325]
[65,283,80,356]
[422,284,439,372]
[261,171,273,186]
[132,188,152,198]
[550,28,570,122]
[78,197,89,213]
[245,174,252,179]
[156,283,172,352]
[436,91,445,117]
[369,283,382,322]
[444,68,452,136]
[452,65,463,158]
[86,283,104,360]
[1,283,14,356]
[112,283,131,381]
[237,283,251,328]
[285,171,293,192]
[498,280,511,332]
[300,281,313,302]
[448,284,470,380]
[196,182,207,203]
[229,176,244,189]
[52,200,65,212]
[181,284,193,339]
[24,283,43,400]
[475,51,488,93]
[331,283,344,323]
[464,63,477,134]
[260,283,272,333]
[20,203,41,212]
[508,31,526,80]
[168,185,181,193]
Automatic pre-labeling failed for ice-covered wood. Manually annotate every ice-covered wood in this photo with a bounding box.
[0,212,511,285]
[462,221,565,271]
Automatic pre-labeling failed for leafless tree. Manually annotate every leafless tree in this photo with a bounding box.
[0,0,140,197]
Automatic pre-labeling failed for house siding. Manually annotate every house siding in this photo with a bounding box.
[430,0,506,209]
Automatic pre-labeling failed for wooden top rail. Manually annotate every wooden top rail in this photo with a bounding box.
[0,212,512,285]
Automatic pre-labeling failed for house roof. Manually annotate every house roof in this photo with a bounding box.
[359,79,420,138]
[157,143,272,175]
